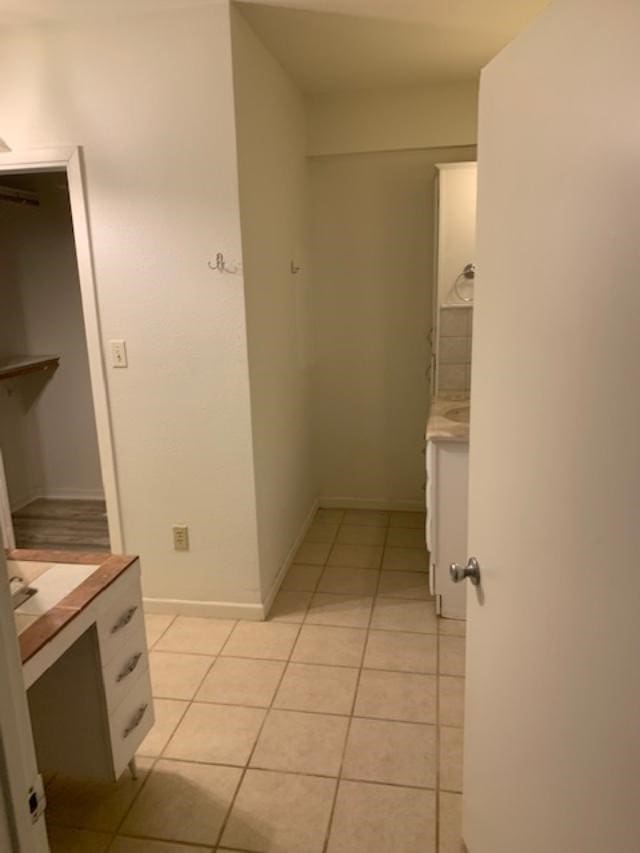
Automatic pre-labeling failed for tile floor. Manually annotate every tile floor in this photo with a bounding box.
[45,508,465,853]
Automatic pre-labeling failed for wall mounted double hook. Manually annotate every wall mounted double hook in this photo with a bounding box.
[208,252,240,274]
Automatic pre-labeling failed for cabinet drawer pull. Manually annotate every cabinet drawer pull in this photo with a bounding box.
[123,704,148,739]
[116,652,143,683]
[110,606,138,635]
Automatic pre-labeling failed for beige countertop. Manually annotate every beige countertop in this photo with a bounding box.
[426,393,470,442]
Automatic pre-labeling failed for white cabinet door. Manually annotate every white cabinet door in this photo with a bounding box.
[426,440,468,619]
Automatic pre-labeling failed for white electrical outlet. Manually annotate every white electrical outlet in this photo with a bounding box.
[110,340,128,368]
[173,525,189,551]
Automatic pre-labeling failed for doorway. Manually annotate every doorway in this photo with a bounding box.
[0,148,122,555]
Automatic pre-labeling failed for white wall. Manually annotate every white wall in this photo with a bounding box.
[307,80,478,156]
[231,8,316,598]
[0,3,262,607]
[0,214,36,508]
[0,173,103,508]
[310,144,476,508]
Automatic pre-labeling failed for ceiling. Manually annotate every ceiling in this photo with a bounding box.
[236,0,550,94]
[0,0,550,92]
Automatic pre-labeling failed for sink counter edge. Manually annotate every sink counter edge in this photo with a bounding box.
[426,393,470,442]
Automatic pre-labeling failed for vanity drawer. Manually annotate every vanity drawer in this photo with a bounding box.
[97,571,145,666]
[109,669,154,779]
[102,628,149,714]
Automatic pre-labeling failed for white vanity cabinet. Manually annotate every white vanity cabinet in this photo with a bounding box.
[426,438,469,619]
[16,556,154,782]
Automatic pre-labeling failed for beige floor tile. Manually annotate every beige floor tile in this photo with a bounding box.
[110,839,211,853]
[382,547,429,572]
[149,651,214,700]
[385,527,426,548]
[354,669,437,723]
[342,509,389,527]
[378,570,432,599]
[343,718,436,788]
[268,590,313,622]
[439,791,464,853]
[370,597,438,634]
[45,758,153,832]
[164,702,265,765]
[281,564,323,591]
[440,726,464,792]
[153,616,235,656]
[144,613,175,648]
[121,759,241,847]
[274,662,358,714]
[196,656,285,707]
[221,768,336,853]
[221,621,299,660]
[440,677,465,727]
[47,826,112,853]
[305,593,374,628]
[304,522,339,543]
[327,543,383,569]
[389,511,426,529]
[327,780,435,853]
[291,624,366,668]
[364,630,437,674]
[336,524,386,546]
[316,508,345,523]
[294,541,332,565]
[317,567,379,596]
[440,635,466,676]
[137,698,189,757]
[251,709,349,776]
[439,617,467,637]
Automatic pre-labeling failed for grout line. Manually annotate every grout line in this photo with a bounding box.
[110,827,225,849]
[101,755,159,852]
[320,513,388,853]
[145,703,445,728]
[212,614,304,849]
[146,613,177,650]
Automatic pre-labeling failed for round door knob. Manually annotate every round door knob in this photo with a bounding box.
[449,557,481,586]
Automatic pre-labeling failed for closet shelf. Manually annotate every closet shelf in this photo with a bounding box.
[0,355,60,382]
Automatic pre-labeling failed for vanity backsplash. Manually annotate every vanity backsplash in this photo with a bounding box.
[437,305,473,393]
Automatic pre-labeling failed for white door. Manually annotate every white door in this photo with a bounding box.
[462,1,640,851]
[0,547,49,851]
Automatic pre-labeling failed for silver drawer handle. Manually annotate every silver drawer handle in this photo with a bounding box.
[123,704,148,739]
[110,605,138,634]
[116,652,143,683]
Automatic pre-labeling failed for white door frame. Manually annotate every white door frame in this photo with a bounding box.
[0,450,15,549]
[0,547,49,851]
[0,147,123,552]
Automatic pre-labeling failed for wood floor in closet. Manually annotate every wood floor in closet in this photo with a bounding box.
[12,498,110,552]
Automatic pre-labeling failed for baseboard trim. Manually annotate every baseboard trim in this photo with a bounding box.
[38,490,106,502]
[319,497,424,512]
[11,490,106,511]
[8,494,35,514]
[143,597,264,621]
[261,497,320,620]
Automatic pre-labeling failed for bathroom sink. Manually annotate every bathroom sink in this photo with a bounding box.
[444,405,470,423]
[10,577,37,610]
